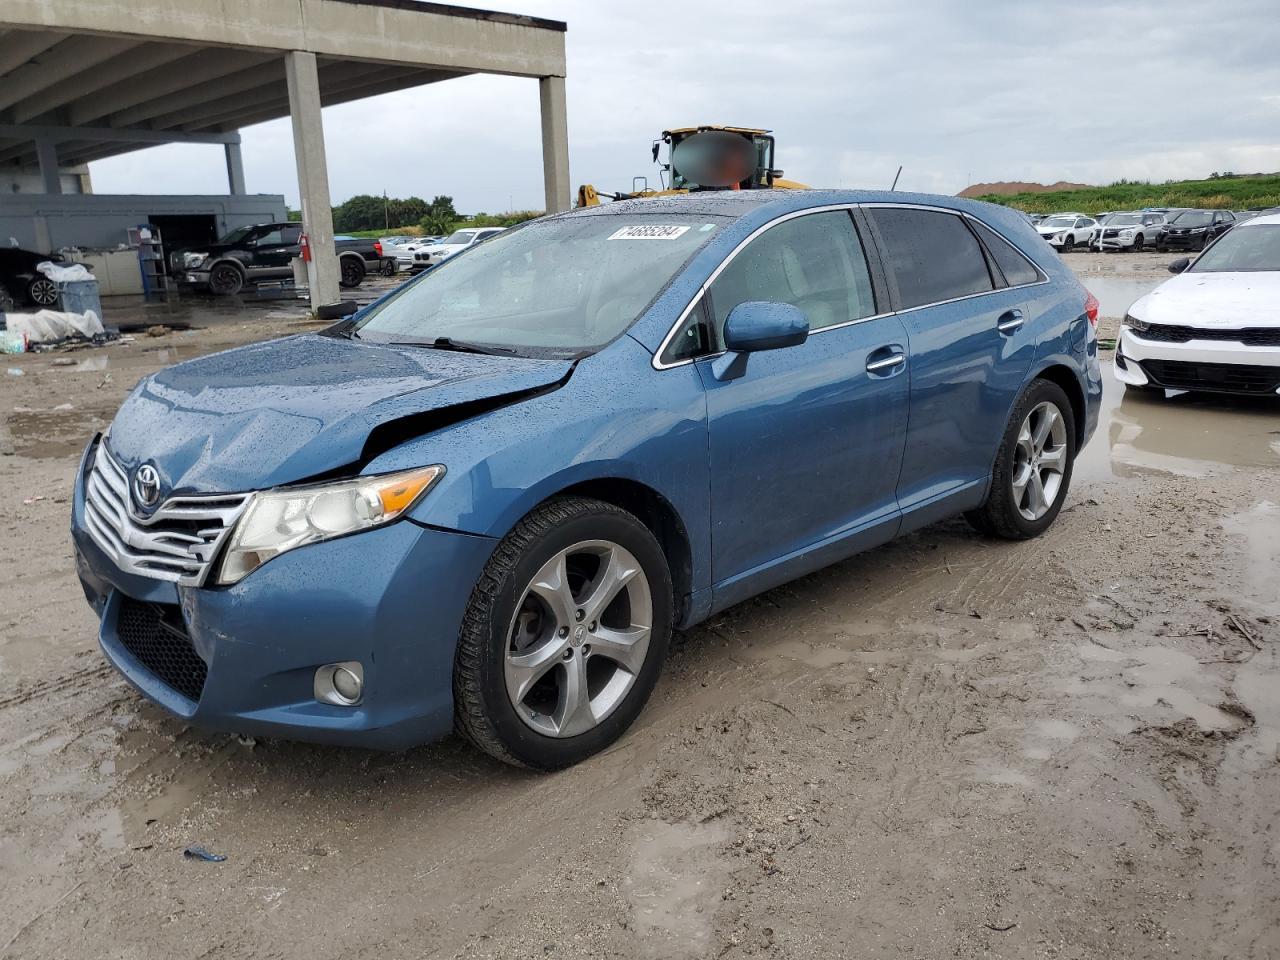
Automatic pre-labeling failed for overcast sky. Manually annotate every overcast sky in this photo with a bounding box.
[89,0,1280,212]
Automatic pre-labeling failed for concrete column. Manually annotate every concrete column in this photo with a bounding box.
[539,75,570,213]
[35,137,62,194]
[224,139,246,195]
[284,51,339,309]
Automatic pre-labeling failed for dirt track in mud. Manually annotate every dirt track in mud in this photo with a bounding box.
[1,253,1278,959]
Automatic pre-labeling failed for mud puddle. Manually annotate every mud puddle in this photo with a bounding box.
[625,819,732,957]
[1082,275,1164,317]
[1075,363,1280,482]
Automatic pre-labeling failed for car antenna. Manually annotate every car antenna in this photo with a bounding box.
[890,165,903,191]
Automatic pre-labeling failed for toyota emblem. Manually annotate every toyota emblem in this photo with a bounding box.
[133,464,162,509]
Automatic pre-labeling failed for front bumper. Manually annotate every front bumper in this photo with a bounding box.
[1098,235,1139,250]
[1160,233,1208,249]
[1116,326,1280,395]
[72,457,496,750]
[177,269,212,287]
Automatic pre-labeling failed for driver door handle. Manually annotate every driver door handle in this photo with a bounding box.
[866,345,907,375]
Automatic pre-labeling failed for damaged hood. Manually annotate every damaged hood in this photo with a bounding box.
[106,334,572,493]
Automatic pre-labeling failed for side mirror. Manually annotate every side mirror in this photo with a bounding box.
[712,301,808,381]
[1167,257,1191,274]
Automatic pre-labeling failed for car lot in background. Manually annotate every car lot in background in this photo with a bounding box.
[1036,213,1097,252]
[1156,209,1236,251]
[411,226,505,271]
[1116,212,1280,396]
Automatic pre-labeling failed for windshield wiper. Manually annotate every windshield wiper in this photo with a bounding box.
[383,336,515,356]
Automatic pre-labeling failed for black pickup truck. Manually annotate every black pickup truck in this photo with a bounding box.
[170,222,383,296]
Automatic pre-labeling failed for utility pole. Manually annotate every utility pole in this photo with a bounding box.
[383,190,389,230]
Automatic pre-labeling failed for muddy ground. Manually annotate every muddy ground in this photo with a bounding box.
[1,252,1278,959]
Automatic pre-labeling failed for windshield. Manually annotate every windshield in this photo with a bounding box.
[1190,225,1280,273]
[1109,214,1142,226]
[443,230,481,245]
[1042,217,1075,228]
[1170,212,1212,227]
[354,215,723,356]
[216,226,258,245]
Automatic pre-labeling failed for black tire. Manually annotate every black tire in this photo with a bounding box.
[208,262,244,296]
[0,281,15,312]
[1060,235,1074,253]
[1132,233,1144,252]
[339,256,366,288]
[965,379,1077,541]
[27,276,58,307]
[454,496,674,770]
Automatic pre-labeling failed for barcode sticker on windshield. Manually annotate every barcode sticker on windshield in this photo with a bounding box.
[608,225,692,241]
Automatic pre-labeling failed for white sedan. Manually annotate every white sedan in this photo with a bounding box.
[409,227,505,272]
[1116,212,1280,397]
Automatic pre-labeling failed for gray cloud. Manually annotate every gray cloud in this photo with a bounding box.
[90,0,1280,210]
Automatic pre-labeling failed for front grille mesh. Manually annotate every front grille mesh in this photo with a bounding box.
[1140,358,1280,394]
[1136,324,1280,347]
[82,441,248,586]
[116,598,208,703]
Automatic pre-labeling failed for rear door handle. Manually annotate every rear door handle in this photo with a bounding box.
[866,345,907,374]
[997,308,1025,334]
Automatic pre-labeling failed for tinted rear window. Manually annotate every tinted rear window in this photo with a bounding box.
[868,208,994,309]
[970,220,1041,287]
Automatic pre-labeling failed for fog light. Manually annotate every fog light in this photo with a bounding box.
[315,661,364,706]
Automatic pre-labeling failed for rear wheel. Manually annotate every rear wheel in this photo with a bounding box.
[27,276,58,307]
[207,262,244,296]
[454,496,673,770]
[966,380,1076,540]
[339,256,366,288]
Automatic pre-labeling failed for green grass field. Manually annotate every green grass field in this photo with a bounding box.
[973,175,1280,215]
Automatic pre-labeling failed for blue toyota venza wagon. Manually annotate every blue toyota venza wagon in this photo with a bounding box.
[72,190,1101,769]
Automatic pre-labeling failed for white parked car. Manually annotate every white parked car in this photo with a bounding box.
[1036,214,1096,253]
[1095,212,1167,252]
[391,238,442,271]
[1116,212,1280,397]
[410,227,505,271]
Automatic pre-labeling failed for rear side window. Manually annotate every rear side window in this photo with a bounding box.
[708,211,876,343]
[868,208,993,309]
[970,220,1041,287]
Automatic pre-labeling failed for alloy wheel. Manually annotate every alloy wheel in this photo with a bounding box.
[1011,401,1068,521]
[504,540,653,738]
[29,277,58,307]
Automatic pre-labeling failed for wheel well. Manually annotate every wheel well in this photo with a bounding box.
[1035,364,1086,448]
[557,478,693,623]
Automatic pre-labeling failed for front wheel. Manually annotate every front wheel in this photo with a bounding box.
[207,262,244,296]
[1060,235,1074,253]
[966,379,1076,540]
[1132,233,1144,252]
[28,276,58,307]
[454,496,673,770]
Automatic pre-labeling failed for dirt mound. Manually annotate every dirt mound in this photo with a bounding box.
[959,180,1092,197]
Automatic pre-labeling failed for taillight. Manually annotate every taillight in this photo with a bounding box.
[1083,290,1099,327]
[374,241,383,258]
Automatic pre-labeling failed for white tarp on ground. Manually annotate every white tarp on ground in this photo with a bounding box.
[4,309,104,343]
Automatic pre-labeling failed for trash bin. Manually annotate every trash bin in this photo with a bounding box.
[57,278,103,319]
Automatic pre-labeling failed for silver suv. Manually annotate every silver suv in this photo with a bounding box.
[1095,212,1166,252]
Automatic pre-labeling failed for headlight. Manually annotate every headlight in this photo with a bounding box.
[1189,227,1207,234]
[217,465,445,584]
[1123,313,1150,334]
[1120,229,1135,238]
[183,252,209,268]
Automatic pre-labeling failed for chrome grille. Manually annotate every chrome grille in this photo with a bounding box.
[82,441,249,586]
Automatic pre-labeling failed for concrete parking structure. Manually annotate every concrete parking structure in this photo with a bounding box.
[0,0,569,310]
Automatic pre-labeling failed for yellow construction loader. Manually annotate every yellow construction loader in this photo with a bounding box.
[576,125,807,207]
